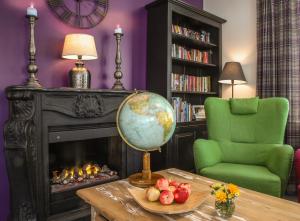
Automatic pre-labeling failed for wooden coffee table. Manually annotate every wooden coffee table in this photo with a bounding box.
[77,168,300,221]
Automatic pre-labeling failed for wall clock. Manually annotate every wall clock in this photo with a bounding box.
[47,0,109,29]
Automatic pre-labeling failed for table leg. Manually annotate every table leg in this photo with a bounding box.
[91,207,96,221]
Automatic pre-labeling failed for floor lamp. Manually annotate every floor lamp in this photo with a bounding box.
[218,62,247,98]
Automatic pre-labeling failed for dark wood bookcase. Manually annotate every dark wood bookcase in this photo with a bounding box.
[146,0,226,172]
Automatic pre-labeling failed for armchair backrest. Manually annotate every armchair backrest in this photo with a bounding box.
[205,97,289,144]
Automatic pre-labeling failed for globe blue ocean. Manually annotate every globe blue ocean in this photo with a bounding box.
[117,92,176,151]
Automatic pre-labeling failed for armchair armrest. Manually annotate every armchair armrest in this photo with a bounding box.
[266,145,294,195]
[193,139,222,174]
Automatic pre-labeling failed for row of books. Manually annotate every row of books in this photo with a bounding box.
[171,97,193,122]
[172,44,212,64]
[171,73,211,92]
[172,24,211,43]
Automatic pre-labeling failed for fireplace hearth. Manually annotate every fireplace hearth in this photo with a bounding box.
[4,87,143,221]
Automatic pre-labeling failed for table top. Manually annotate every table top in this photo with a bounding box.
[77,168,300,221]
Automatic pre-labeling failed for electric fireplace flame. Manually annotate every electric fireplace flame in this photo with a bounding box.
[51,163,118,193]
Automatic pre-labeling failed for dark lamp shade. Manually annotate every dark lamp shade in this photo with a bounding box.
[218,62,247,85]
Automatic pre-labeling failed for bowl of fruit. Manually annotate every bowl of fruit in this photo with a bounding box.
[128,178,208,214]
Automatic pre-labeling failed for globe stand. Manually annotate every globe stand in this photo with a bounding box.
[128,152,164,188]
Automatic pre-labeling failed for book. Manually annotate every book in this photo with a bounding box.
[171,73,211,93]
[171,97,193,122]
[171,44,212,64]
[171,24,211,43]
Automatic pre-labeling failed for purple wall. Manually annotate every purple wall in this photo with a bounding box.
[0,0,202,219]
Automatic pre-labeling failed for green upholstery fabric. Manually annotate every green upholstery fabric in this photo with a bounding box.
[201,163,281,197]
[194,139,222,169]
[193,97,294,197]
[230,97,259,115]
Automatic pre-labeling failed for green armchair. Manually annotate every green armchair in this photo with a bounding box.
[193,97,294,197]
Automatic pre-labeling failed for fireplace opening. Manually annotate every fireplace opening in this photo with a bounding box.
[51,162,118,193]
[49,135,124,216]
[49,138,119,194]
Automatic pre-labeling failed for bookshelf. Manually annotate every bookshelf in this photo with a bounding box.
[172,91,217,95]
[146,0,226,172]
[172,57,217,67]
[172,33,218,48]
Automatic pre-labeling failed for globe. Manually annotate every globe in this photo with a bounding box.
[116,92,176,152]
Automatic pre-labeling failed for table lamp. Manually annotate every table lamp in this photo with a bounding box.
[218,62,247,98]
[62,34,98,89]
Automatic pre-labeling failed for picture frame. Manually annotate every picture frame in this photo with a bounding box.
[192,105,205,120]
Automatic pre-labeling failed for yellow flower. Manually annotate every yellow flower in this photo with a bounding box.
[228,193,233,199]
[215,191,227,202]
[228,183,239,196]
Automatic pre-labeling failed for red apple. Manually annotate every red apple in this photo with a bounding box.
[159,190,174,205]
[173,187,189,204]
[169,180,179,188]
[146,187,160,202]
[178,183,191,195]
[155,178,169,191]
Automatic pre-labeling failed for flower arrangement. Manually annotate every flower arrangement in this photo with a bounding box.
[210,183,240,218]
[211,183,240,202]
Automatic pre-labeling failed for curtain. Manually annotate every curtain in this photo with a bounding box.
[257,0,300,148]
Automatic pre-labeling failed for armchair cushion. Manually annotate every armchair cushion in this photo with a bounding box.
[230,97,259,115]
[219,142,277,165]
[201,163,281,197]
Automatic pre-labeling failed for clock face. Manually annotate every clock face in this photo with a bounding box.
[48,0,109,29]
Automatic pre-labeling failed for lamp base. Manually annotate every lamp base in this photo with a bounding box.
[128,173,164,188]
[69,60,91,89]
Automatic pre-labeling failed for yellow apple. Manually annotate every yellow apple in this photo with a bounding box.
[146,187,160,202]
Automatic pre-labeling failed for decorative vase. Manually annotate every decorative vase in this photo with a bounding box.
[215,200,235,218]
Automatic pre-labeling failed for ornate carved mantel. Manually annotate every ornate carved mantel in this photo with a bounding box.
[4,86,137,221]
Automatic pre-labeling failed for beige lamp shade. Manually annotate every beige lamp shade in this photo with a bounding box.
[219,62,247,85]
[62,34,98,60]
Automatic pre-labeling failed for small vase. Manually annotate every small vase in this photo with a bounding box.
[215,200,235,218]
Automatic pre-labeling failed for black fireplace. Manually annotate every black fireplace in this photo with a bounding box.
[4,87,142,221]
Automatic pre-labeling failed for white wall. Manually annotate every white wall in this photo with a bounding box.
[204,0,257,98]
